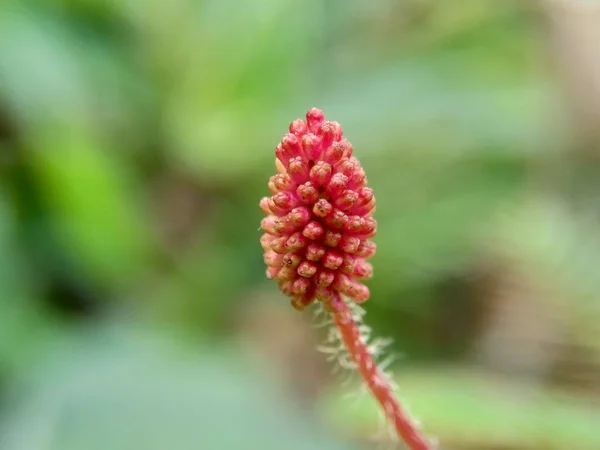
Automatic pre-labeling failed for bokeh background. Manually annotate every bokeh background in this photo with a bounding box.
[1,0,599,449]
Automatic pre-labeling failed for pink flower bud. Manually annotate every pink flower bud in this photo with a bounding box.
[292,277,312,295]
[339,235,361,253]
[333,189,359,210]
[322,251,343,270]
[296,182,319,204]
[309,161,333,187]
[323,230,342,247]
[322,140,346,164]
[269,236,288,254]
[289,119,308,137]
[306,243,326,261]
[297,261,318,278]
[353,260,373,280]
[306,108,325,133]
[312,199,333,218]
[355,240,376,258]
[301,133,321,162]
[260,108,377,307]
[282,252,302,269]
[316,270,335,287]
[288,157,310,183]
[302,221,325,240]
[259,197,272,215]
[326,173,348,197]
[323,209,348,229]
[285,232,307,252]
[272,192,298,210]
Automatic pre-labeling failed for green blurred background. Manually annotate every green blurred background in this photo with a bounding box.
[1,0,599,448]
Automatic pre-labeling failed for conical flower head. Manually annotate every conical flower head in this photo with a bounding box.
[260,108,376,312]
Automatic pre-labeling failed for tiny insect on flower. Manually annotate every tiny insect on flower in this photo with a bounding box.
[260,108,376,313]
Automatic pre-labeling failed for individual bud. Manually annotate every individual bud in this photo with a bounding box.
[291,296,313,311]
[323,230,342,247]
[353,260,373,279]
[278,279,294,296]
[282,252,302,269]
[355,240,376,258]
[260,233,274,250]
[312,199,333,218]
[264,251,282,267]
[290,297,305,311]
[326,173,349,197]
[322,140,346,165]
[338,139,353,157]
[288,157,310,183]
[339,254,357,274]
[323,209,348,229]
[296,182,319,204]
[285,232,307,252]
[316,270,335,287]
[297,261,318,278]
[305,243,326,261]
[330,122,343,141]
[309,161,332,187]
[281,133,302,155]
[259,197,272,215]
[292,277,312,295]
[339,235,361,253]
[333,189,359,210]
[344,215,363,234]
[272,192,299,210]
[357,217,377,238]
[316,286,338,303]
[276,266,296,281]
[273,174,295,192]
[302,221,325,240]
[352,198,376,217]
[318,121,338,150]
[352,283,370,303]
[269,236,288,254]
[288,207,311,227]
[306,108,325,133]
[336,158,358,177]
[333,273,353,294]
[348,166,367,190]
[260,216,278,234]
[301,133,321,161]
[267,198,288,216]
[289,119,308,137]
[322,251,343,270]
[354,187,374,206]
[273,216,296,234]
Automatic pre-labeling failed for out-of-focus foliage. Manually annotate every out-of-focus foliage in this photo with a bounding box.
[1,328,353,450]
[0,0,599,448]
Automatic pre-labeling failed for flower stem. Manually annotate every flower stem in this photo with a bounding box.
[331,301,432,450]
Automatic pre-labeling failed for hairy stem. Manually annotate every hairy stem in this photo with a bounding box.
[331,301,432,450]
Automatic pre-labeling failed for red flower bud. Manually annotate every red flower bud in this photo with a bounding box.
[259,108,376,309]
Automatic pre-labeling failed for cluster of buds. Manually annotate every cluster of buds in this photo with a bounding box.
[260,108,376,312]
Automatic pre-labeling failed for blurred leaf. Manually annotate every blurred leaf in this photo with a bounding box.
[0,327,354,450]
[25,126,152,289]
[324,367,600,449]
[0,186,64,376]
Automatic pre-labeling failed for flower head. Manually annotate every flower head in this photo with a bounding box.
[260,108,376,312]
